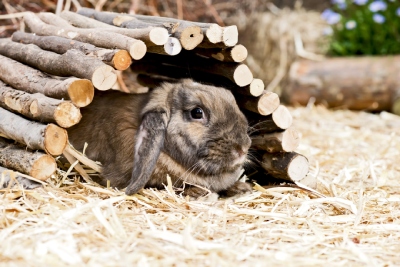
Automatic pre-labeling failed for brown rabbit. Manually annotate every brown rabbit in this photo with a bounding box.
[67,80,252,197]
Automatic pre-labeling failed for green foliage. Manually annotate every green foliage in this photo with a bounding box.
[322,0,400,56]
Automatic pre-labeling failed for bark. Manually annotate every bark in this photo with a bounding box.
[236,92,280,116]
[260,152,309,183]
[0,39,116,91]
[24,12,146,60]
[251,127,300,153]
[118,17,203,50]
[0,137,56,180]
[0,108,68,156]
[136,52,253,86]
[0,54,93,107]
[0,80,82,128]
[0,166,42,189]
[246,105,293,134]
[12,31,132,71]
[60,11,169,46]
[130,62,259,98]
[195,44,248,63]
[136,74,179,89]
[285,57,400,111]
[77,8,205,50]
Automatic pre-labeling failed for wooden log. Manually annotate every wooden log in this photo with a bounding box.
[240,79,264,97]
[120,18,203,50]
[285,57,400,111]
[195,44,248,63]
[0,55,93,107]
[12,31,132,71]
[0,39,116,91]
[60,11,169,46]
[24,12,146,61]
[0,108,68,156]
[77,8,240,47]
[0,166,42,189]
[246,105,293,134]
[0,80,81,128]
[136,74,179,88]
[260,152,309,184]
[0,137,56,181]
[146,37,182,56]
[251,128,300,153]
[77,8,204,50]
[236,92,280,116]
[130,62,258,97]
[137,53,253,86]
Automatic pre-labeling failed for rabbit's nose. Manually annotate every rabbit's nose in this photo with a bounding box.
[232,144,248,158]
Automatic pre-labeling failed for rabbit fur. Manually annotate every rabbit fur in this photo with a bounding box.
[67,80,252,197]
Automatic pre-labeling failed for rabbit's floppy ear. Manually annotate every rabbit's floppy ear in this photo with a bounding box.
[125,110,168,195]
[124,82,175,195]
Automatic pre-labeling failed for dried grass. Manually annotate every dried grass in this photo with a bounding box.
[1,105,400,266]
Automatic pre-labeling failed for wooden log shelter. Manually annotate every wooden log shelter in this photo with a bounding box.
[0,9,314,190]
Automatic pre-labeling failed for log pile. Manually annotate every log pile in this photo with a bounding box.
[0,9,315,190]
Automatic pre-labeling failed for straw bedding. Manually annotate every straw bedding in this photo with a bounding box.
[1,104,399,266]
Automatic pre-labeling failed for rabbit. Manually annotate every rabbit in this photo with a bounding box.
[67,79,253,198]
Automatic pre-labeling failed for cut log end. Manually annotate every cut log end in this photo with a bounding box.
[164,37,182,56]
[67,79,94,107]
[288,154,309,182]
[91,65,117,90]
[54,102,82,128]
[113,50,132,70]
[180,26,204,50]
[249,79,265,97]
[43,124,68,156]
[31,154,57,180]
[258,92,280,116]
[205,24,223,44]
[281,128,300,152]
[129,40,147,60]
[222,25,238,47]
[234,64,253,87]
[149,27,169,45]
[272,105,293,129]
[231,44,248,62]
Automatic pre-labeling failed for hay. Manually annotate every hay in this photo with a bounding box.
[1,105,399,266]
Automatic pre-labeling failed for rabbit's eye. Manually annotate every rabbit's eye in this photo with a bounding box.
[190,107,204,119]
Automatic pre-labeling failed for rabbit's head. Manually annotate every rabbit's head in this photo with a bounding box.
[125,80,251,195]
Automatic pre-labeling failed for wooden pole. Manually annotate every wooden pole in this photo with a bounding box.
[0,39,116,91]
[251,127,300,153]
[246,105,293,134]
[0,166,42,189]
[60,11,169,46]
[24,12,146,61]
[136,53,253,87]
[0,80,82,128]
[12,31,132,71]
[236,92,280,116]
[260,152,309,184]
[0,137,56,181]
[77,8,205,50]
[194,44,248,63]
[0,54,93,107]
[0,108,68,156]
